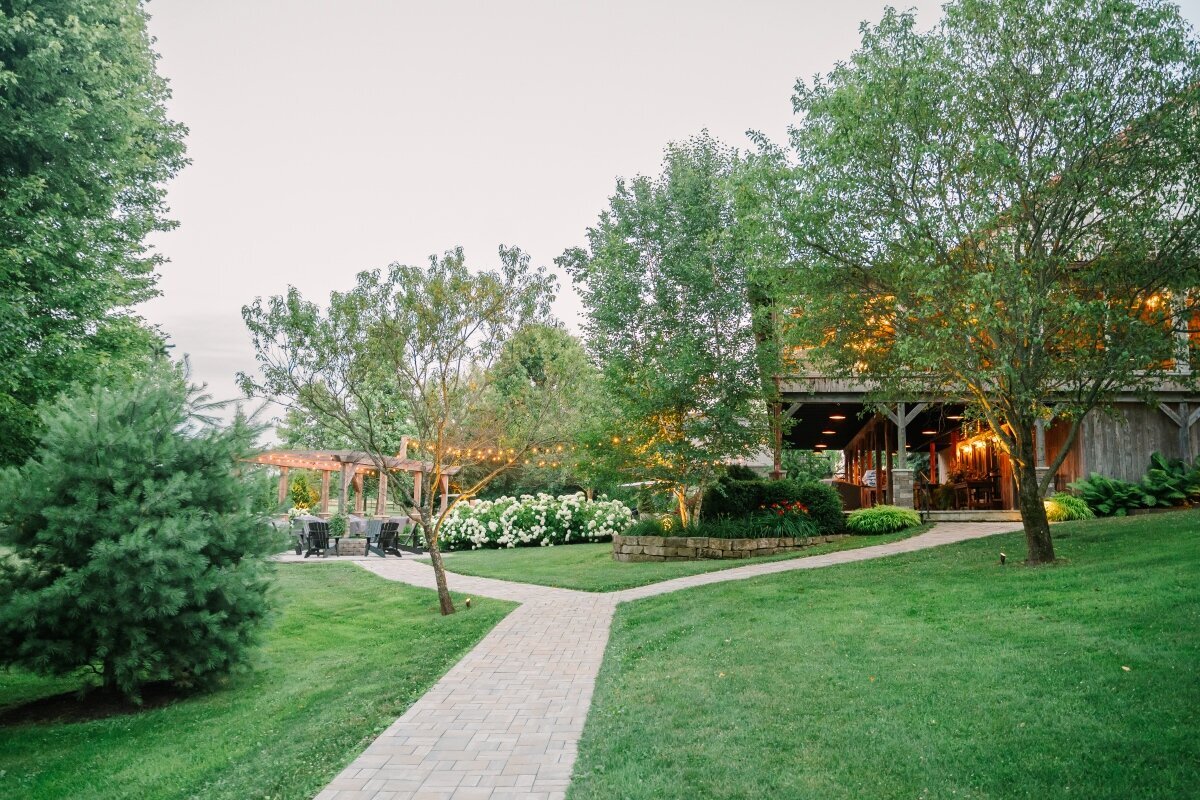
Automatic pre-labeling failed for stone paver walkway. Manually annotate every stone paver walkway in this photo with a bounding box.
[308,522,1019,800]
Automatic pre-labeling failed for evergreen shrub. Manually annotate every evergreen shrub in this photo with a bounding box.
[0,366,277,700]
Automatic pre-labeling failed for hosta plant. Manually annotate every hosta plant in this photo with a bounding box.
[846,505,922,535]
[1068,474,1152,517]
[1044,493,1095,522]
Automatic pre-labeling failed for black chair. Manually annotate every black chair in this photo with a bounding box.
[369,521,402,557]
[304,521,336,558]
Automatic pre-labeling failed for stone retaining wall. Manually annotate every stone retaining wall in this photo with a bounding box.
[612,533,847,562]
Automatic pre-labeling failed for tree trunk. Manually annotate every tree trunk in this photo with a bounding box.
[426,540,457,616]
[675,485,690,528]
[1013,436,1056,565]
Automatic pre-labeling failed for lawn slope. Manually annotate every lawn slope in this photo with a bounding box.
[570,512,1200,800]
[0,564,514,800]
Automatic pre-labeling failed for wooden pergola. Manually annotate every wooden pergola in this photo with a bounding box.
[244,445,460,517]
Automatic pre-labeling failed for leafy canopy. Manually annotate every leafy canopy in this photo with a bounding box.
[779,0,1200,562]
[560,133,776,524]
[0,0,188,465]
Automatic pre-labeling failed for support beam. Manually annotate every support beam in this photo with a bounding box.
[1160,401,1198,461]
[1035,418,1048,469]
[320,470,330,515]
[783,403,802,420]
[353,473,365,514]
[894,403,907,470]
[277,466,290,507]
[439,474,450,515]
[375,471,388,516]
[339,465,351,515]
[413,471,423,508]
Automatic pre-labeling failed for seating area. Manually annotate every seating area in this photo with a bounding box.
[292,517,427,559]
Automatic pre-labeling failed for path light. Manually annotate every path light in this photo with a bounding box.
[999,552,1007,565]
[465,598,472,608]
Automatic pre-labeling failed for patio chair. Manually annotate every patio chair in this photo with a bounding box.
[304,521,336,558]
[290,519,307,555]
[368,521,402,557]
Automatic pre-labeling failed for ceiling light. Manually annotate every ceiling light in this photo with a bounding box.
[822,429,836,435]
[814,443,828,448]
[947,415,963,420]
[829,414,846,420]
[921,430,937,435]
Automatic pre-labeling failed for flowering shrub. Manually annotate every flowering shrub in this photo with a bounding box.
[439,493,634,550]
[752,500,818,538]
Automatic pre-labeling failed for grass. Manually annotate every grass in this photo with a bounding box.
[431,527,930,592]
[568,511,1200,800]
[0,564,514,800]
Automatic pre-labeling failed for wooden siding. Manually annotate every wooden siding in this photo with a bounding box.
[1079,403,1200,482]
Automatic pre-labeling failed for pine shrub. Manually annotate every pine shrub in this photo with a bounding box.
[0,365,277,700]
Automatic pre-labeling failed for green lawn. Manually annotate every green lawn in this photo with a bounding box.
[433,528,929,592]
[0,564,514,800]
[569,511,1200,800]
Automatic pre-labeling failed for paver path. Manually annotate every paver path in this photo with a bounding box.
[309,522,1018,800]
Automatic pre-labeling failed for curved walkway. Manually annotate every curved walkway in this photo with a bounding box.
[311,522,1018,800]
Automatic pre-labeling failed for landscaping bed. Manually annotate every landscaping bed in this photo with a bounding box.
[612,533,847,561]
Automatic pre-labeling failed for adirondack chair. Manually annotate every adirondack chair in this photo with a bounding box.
[369,521,403,557]
[304,521,336,557]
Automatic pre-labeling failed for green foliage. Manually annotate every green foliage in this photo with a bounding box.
[845,505,922,535]
[623,517,667,538]
[329,512,349,537]
[782,449,839,482]
[751,500,820,539]
[560,133,777,524]
[725,464,761,481]
[779,0,1200,560]
[0,364,275,700]
[1068,474,1153,517]
[1140,451,1200,507]
[703,478,844,535]
[1045,494,1096,522]
[439,494,633,551]
[0,0,187,466]
[289,472,321,508]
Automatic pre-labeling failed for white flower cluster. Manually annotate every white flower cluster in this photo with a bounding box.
[440,492,634,551]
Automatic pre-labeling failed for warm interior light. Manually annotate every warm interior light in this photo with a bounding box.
[821,429,836,435]
[947,414,963,420]
[921,430,937,435]
[814,443,828,448]
[829,414,847,420]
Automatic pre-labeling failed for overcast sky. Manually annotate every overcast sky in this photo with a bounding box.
[139,0,1200,416]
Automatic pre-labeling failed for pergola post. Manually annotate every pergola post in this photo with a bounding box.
[439,474,450,515]
[353,472,365,514]
[376,471,388,516]
[339,464,351,514]
[277,466,290,508]
[413,470,423,508]
[320,470,330,515]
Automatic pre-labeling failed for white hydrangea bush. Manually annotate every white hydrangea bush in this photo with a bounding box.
[440,492,634,551]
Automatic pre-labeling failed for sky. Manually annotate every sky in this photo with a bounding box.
[139,0,1200,416]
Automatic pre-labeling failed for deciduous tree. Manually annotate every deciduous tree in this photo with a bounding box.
[781,0,1200,563]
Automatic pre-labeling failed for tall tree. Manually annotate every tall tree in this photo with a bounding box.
[0,0,187,465]
[560,133,776,525]
[781,0,1200,563]
[241,247,558,615]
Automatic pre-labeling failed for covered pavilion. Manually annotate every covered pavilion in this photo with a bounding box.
[244,441,460,517]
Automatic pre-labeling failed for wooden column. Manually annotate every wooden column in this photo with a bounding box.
[353,472,365,513]
[1035,418,1048,468]
[375,471,388,516]
[277,466,290,507]
[413,470,423,508]
[439,474,450,515]
[320,470,330,514]
[894,403,907,469]
[339,465,351,514]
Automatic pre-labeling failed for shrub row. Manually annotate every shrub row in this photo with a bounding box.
[702,478,844,535]
[439,493,633,550]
